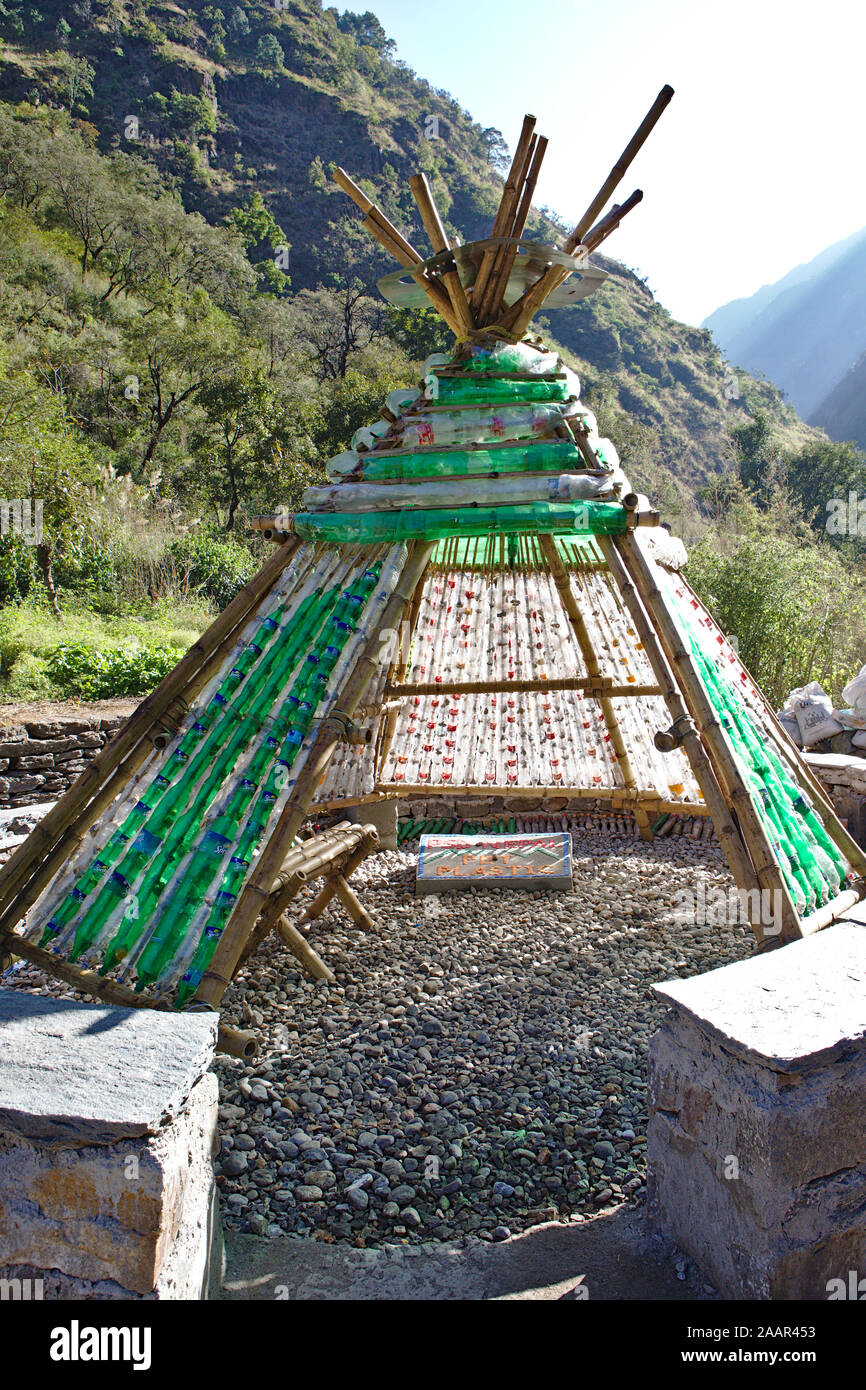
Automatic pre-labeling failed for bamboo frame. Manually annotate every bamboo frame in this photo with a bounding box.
[0,537,302,928]
[193,542,436,1007]
[597,535,764,918]
[613,532,802,942]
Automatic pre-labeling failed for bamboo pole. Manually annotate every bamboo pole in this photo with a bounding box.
[612,532,802,942]
[276,916,336,981]
[194,542,436,1006]
[359,212,460,332]
[475,131,539,325]
[333,166,460,331]
[501,86,673,335]
[597,535,764,914]
[538,534,644,829]
[472,115,536,318]
[0,537,302,921]
[567,85,673,249]
[480,135,549,326]
[583,189,644,251]
[408,173,473,333]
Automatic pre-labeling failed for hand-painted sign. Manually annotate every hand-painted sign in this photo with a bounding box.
[416,832,573,894]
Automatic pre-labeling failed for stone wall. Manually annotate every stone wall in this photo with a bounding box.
[0,703,136,809]
[0,989,221,1299]
[647,914,866,1299]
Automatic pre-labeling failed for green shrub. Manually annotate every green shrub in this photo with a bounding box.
[0,535,37,604]
[167,531,257,609]
[45,642,180,698]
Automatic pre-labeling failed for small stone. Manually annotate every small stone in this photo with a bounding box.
[296,1184,324,1202]
[347,1186,369,1211]
[221,1152,249,1177]
[492,1225,511,1242]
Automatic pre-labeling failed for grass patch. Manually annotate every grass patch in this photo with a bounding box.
[0,597,211,701]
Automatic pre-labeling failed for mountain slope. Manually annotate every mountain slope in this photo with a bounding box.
[703,226,866,417]
[810,349,866,452]
[0,0,823,527]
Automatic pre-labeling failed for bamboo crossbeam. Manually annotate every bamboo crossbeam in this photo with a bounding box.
[613,532,802,942]
[386,676,661,698]
[0,537,302,923]
[408,173,473,333]
[378,782,704,813]
[472,114,536,318]
[194,542,436,1007]
[798,887,862,938]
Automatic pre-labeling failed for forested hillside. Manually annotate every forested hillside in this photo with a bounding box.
[1,0,865,707]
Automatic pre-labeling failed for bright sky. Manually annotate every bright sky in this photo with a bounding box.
[365,0,866,326]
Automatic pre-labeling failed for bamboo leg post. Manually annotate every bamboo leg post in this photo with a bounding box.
[333,874,375,932]
[612,533,802,943]
[297,828,378,928]
[598,536,765,920]
[0,537,302,919]
[539,533,642,809]
[276,915,336,982]
[194,543,436,1007]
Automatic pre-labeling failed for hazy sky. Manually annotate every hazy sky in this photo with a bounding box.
[365,0,865,326]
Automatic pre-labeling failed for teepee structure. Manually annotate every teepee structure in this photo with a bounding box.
[1,87,864,1043]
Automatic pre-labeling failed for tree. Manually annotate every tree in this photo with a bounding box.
[335,10,396,59]
[0,352,98,614]
[686,530,866,706]
[190,368,283,529]
[227,5,249,40]
[295,283,382,381]
[254,33,283,69]
[51,52,95,112]
[229,191,289,293]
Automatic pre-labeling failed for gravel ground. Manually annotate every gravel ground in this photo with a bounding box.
[212,829,754,1246]
[1,814,754,1250]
